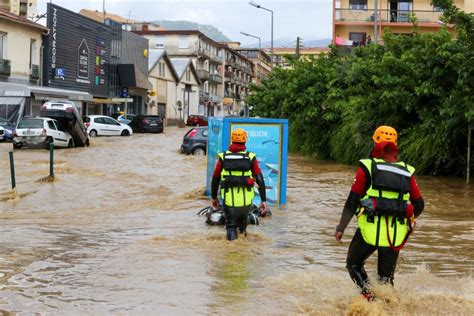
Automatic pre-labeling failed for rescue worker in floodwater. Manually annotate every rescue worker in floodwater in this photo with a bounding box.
[335,126,425,301]
[211,128,268,241]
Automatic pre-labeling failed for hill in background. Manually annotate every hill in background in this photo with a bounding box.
[154,20,231,42]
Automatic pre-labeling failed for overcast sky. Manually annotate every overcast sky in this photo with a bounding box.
[39,0,333,45]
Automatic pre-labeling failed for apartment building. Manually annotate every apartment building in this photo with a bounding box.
[0,8,46,85]
[222,47,254,116]
[333,0,474,45]
[235,48,271,86]
[133,29,225,116]
[271,47,330,68]
[0,0,37,19]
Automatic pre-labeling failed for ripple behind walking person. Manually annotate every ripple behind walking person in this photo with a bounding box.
[211,128,268,241]
[335,126,425,301]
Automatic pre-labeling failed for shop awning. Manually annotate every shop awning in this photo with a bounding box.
[29,86,93,101]
[93,98,133,104]
[118,64,153,90]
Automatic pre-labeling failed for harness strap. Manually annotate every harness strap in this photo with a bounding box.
[385,216,413,252]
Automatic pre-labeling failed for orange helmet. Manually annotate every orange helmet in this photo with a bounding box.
[372,126,398,144]
[231,128,248,143]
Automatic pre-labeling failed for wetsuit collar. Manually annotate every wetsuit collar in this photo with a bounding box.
[229,143,246,153]
[370,141,398,162]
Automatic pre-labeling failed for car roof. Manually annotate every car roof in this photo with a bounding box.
[86,115,112,118]
[43,100,74,105]
[20,117,55,121]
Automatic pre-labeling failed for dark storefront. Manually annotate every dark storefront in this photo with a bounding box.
[42,4,151,116]
[42,4,110,114]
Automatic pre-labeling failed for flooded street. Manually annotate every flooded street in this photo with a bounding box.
[0,127,473,315]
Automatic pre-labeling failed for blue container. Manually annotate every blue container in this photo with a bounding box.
[206,117,288,205]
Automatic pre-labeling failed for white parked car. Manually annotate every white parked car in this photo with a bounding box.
[13,117,74,149]
[83,115,133,137]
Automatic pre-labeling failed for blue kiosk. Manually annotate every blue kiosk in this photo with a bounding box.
[205,117,288,205]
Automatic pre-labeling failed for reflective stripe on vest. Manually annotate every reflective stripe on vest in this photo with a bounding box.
[357,158,415,247]
[218,150,256,207]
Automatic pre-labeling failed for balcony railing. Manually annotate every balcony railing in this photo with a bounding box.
[197,69,210,80]
[0,59,11,76]
[335,9,443,24]
[198,48,211,59]
[209,74,222,83]
[30,64,40,80]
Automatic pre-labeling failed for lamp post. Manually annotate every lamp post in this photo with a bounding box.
[249,1,273,67]
[240,31,261,49]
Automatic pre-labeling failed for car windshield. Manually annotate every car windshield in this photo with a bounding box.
[17,119,44,129]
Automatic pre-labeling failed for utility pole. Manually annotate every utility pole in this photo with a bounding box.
[374,0,378,45]
[296,36,301,60]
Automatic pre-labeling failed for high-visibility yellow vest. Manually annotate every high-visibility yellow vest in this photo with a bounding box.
[357,158,415,247]
[218,150,256,207]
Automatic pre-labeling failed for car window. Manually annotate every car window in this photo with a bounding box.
[47,120,57,130]
[202,129,208,137]
[94,117,105,124]
[56,121,67,132]
[83,116,90,123]
[104,117,119,125]
[0,118,9,126]
[17,119,44,129]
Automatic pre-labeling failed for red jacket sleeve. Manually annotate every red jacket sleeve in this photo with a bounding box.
[351,167,367,196]
[409,176,422,200]
[252,157,262,176]
[213,159,223,178]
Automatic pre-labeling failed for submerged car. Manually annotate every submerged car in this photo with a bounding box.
[181,126,208,155]
[40,100,89,147]
[13,117,74,149]
[83,115,133,137]
[129,115,164,133]
[0,118,15,142]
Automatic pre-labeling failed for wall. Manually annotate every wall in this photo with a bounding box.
[0,18,43,84]
[145,33,199,56]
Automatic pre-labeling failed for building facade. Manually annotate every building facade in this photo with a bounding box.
[332,0,474,46]
[235,48,271,86]
[0,0,37,19]
[0,8,46,85]
[271,47,330,68]
[148,49,179,123]
[170,57,200,124]
[222,47,254,116]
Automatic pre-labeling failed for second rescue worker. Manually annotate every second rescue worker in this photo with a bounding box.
[211,128,268,241]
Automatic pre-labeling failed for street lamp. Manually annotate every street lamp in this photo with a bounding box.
[249,1,273,67]
[240,31,261,49]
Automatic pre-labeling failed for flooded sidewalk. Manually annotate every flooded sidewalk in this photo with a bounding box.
[0,127,473,314]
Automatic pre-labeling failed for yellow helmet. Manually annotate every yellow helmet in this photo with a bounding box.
[372,126,398,144]
[231,128,248,143]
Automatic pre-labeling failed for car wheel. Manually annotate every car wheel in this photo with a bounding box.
[67,139,74,148]
[121,129,130,136]
[193,147,206,156]
[89,130,98,137]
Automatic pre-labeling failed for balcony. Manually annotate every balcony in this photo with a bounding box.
[210,54,223,64]
[0,59,11,77]
[30,64,40,81]
[209,74,222,83]
[197,69,210,81]
[198,48,211,59]
[335,9,443,24]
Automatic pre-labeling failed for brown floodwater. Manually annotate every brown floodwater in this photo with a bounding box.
[0,127,473,315]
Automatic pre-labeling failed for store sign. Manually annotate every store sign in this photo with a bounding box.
[78,39,89,79]
[51,7,57,69]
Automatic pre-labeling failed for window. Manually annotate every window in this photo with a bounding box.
[94,117,106,124]
[155,35,164,48]
[47,120,57,130]
[30,39,36,68]
[349,0,367,10]
[349,32,366,46]
[186,69,191,81]
[162,63,166,76]
[179,35,189,49]
[0,32,7,59]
